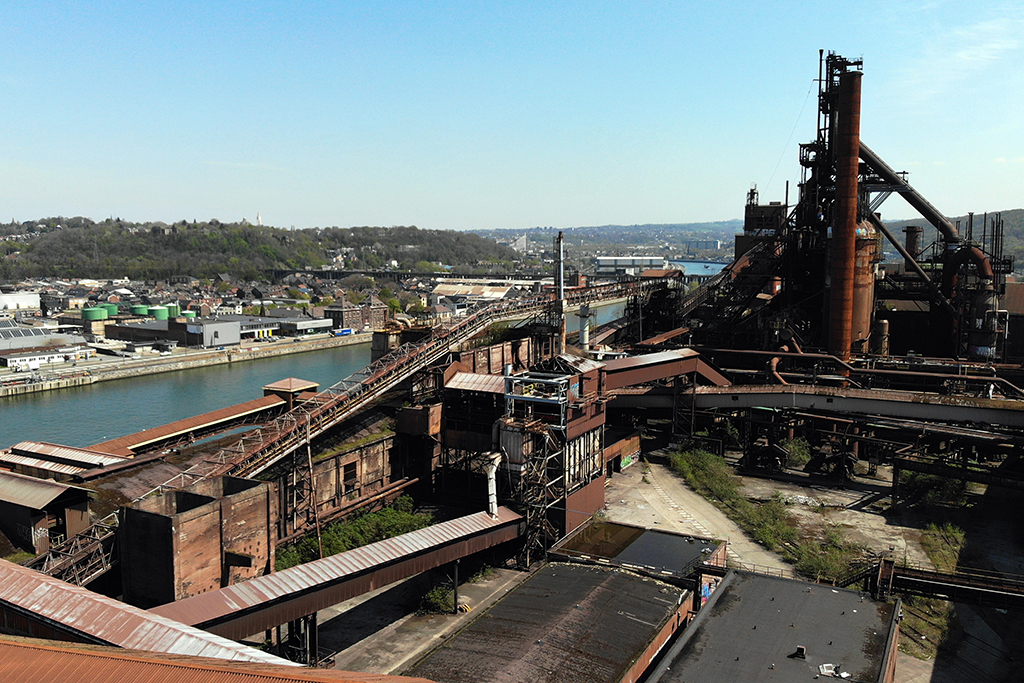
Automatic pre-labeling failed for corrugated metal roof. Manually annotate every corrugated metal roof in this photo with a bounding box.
[445,372,506,394]
[0,452,85,478]
[10,442,126,468]
[0,559,299,666]
[89,394,286,455]
[0,471,90,509]
[151,507,521,628]
[0,638,436,682]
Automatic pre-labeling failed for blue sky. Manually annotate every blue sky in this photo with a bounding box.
[1,1,1021,230]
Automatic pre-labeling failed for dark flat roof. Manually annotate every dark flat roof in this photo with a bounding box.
[550,520,720,579]
[406,563,686,683]
[646,571,899,683]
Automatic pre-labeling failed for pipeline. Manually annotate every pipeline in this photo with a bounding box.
[859,141,997,359]
[696,347,1024,398]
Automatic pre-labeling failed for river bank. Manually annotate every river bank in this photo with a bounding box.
[0,332,372,399]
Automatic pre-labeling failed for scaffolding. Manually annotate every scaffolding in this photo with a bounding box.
[500,371,571,566]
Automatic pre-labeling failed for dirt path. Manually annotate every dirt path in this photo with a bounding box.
[603,455,789,571]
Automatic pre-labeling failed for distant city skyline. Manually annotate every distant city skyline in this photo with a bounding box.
[1,1,1021,230]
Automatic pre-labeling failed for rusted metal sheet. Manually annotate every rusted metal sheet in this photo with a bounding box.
[151,508,523,639]
[603,350,729,390]
[445,372,505,394]
[0,638,436,682]
[0,559,297,666]
[563,476,605,536]
[0,453,86,480]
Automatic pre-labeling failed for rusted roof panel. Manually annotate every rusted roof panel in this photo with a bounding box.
[89,394,286,455]
[9,442,126,468]
[0,471,90,509]
[0,452,85,478]
[0,638,435,682]
[263,377,320,393]
[636,326,691,347]
[603,349,699,371]
[445,372,505,394]
[151,508,522,632]
[0,560,299,665]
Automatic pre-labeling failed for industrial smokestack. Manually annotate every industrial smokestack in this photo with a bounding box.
[903,225,922,269]
[828,68,863,362]
[556,231,566,355]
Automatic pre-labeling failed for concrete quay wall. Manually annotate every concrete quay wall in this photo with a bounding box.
[0,333,371,398]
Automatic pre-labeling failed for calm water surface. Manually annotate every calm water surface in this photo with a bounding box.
[0,303,625,449]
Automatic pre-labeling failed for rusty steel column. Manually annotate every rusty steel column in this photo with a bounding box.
[828,69,862,362]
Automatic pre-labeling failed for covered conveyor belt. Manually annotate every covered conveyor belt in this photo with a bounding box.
[150,507,523,640]
[692,385,1024,428]
[89,394,287,456]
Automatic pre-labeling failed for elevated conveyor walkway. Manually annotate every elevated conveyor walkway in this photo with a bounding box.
[150,507,523,640]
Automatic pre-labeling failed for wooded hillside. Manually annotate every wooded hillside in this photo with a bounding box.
[0,219,518,281]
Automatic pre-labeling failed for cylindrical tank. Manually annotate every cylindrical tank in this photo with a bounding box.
[101,303,118,316]
[149,305,168,321]
[130,305,149,316]
[870,319,890,356]
[851,219,876,352]
[828,69,863,362]
[82,307,108,321]
[182,310,197,319]
[166,303,181,317]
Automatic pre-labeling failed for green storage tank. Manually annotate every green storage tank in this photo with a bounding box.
[130,305,149,316]
[82,307,108,320]
[101,303,118,316]
[149,305,169,321]
[182,310,197,319]
[166,303,181,317]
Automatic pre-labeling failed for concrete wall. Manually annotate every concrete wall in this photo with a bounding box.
[120,478,275,608]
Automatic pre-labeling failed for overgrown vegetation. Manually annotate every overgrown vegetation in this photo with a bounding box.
[668,449,864,580]
[899,472,968,507]
[918,522,965,573]
[275,495,433,570]
[782,437,811,468]
[419,584,456,614]
[897,522,965,659]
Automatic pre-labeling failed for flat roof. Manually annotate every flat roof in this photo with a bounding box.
[550,520,720,579]
[646,571,899,683]
[445,372,505,394]
[406,563,687,683]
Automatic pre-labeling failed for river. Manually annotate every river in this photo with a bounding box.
[0,302,625,450]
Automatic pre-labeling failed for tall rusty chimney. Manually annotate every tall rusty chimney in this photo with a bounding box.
[828,69,863,362]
